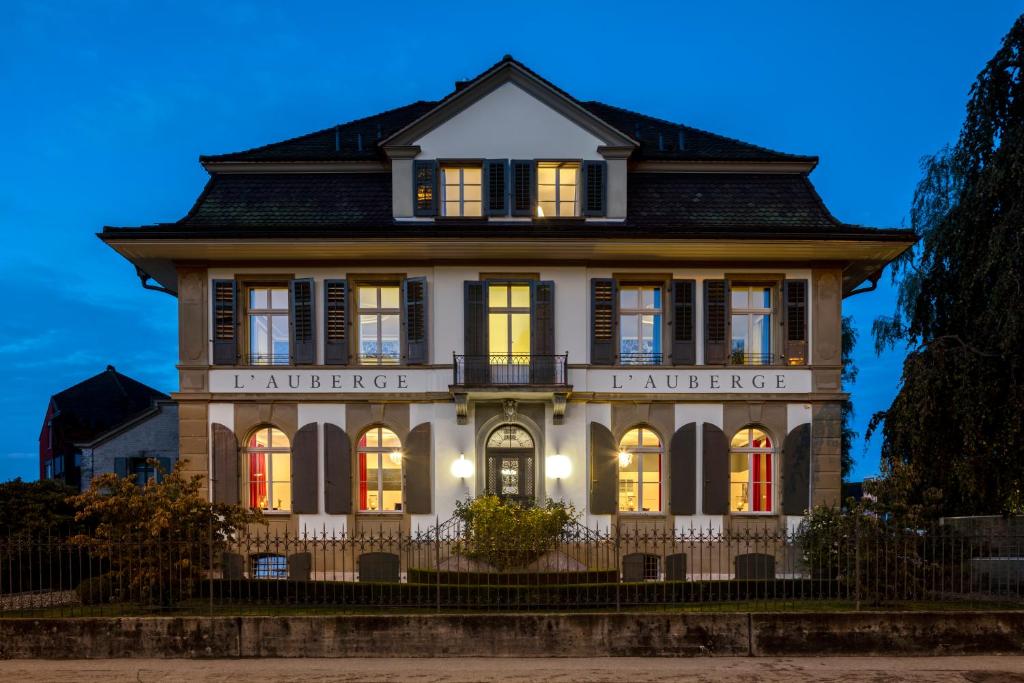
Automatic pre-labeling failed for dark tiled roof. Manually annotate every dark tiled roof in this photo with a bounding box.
[51,366,168,445]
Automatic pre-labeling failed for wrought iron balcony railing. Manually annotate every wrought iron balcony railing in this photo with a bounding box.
[453,353,569,386]
[728,352,778,366]
[619,352,664,365]
[244,353,291,366]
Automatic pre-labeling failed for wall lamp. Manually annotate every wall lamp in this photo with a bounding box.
[546,454,572,479]
[450,453,474,479]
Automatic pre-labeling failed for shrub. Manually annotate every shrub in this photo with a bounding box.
[76,574,116,605]
[453,496,576,571]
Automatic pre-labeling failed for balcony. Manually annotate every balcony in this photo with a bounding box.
[453,353,569,387]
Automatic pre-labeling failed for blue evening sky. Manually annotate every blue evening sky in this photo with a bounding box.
[1,1,1018,482]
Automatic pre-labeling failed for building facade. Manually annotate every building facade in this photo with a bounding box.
[101,58,914,538]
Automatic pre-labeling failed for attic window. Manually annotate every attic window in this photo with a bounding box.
[441,165,482,217]
[537,162,578,218]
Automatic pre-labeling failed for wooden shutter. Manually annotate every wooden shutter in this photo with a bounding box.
[701,422,729,514]
[289,278,315,365]
[590,278,617,365]
[288,552,311,581]
[530,281,556,383]
[113,457,128,479]
[783,279,809,365]
[211,423,239,505]
[463,281,488,384]
[703,280,729,365]
[323,423,351,514]
[582,160,607,216]
[590,422,618,514]
[404,422,432,514]
[221,552,244,580]
[671,279,696,365]
[511,160,536,217]
[484,159,509,216]
[403,277,428,365]
[157,457,172,483]
[323,279,349,366]
[669,423,697,515]
[782,423,812,515]
[211,279,238,365]
[413,160,438,216]
[291,423,318,513]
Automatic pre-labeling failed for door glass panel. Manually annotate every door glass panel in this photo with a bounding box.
[489,314,509,355]
[500,457,520,496]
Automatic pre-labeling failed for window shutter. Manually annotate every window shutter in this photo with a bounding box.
[671,279,696,365]
[113,457,128,479]
[590,422,618,514]
[703,280,729,365]
[211,423,239,505]
[291,423,318,514]
[590,278,617,365]
[582,160,607,216]
[403,277,428,365]
[211,279,238,365]
[156,457,172,483]
[221,552,244,580]
[404,422,432,514]
[288,552,312,581]
[783,279,809,365]
[701,422,729,514]
[782,423,811,515]
[413,160,438,217]
[530,281,556,383]
[511,160,536,217]
[323,423,352,514]
[668,423,697,515]
[484,159,509,216]
[289,278,315,365]
[463,281,488,384]
[323,279,349,366]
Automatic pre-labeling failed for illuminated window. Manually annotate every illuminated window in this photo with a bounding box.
[729,426,774,513]
[247,286,289,365]
[358,285,401,365]
[619,285,663,364]
[441,166,482,217]
[488,283,531,383]
[537,162,578,217]
[358,427,403,512]
[246,426,291,512]
[618,427,662,513]
[731,285,773,365]
[252,554,287,579]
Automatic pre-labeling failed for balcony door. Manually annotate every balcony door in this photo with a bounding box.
[488,283,531,383]
[485,424,536,505]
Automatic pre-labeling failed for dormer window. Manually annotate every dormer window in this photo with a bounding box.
[537,162,579,218]
[441,165,483,217]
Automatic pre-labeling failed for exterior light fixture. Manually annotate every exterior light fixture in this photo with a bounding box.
[388,450,403,466]
[618,450,633,468]
[546,454,571,479]
[450,453,474,479]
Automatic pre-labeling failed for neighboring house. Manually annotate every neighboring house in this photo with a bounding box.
[99,56,914,538]
[39,365,177,490]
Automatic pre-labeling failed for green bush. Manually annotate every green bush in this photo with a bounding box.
[453,496,576,571]
[76,574,117,605]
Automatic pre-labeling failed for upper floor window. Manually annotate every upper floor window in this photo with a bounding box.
[730,285,773,366]
[619,285,663,365]
[442,166,483,217]
[617,427,662,513]
[357,285,401,365]
[537,162,578,218]
[358,426,403,512]
[729,426,774,513]
[248,286,289,365]
[246,426,291,512]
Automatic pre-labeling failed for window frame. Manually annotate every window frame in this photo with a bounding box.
[354,281,403,366]
[251,553,288,580]
[617,282,666,366]
[728,425,776,515]
[536,160,581,218]
[243,281,291,366]
[486,280,532,359]
[244,425,292,514]
[729,282,777,367]
[617,426,664,514]
[440,163,484,217]
[357,425,404,514]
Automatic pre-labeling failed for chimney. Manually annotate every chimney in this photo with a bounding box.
[454,80,472,92]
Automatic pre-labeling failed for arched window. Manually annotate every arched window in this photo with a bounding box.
[617,427,662,513]
[358,427,403,512]
[730,426,774,513]
[245,426,291,511]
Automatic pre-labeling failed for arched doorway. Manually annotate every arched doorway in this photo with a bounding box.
[485,424,536,505]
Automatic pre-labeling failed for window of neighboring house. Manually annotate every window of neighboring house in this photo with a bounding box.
[245,426,292,512]
[619,285,663,365]
[252,553,287,579]
[488,283,531,382]
[441,166,483,217]
[729,426,774,513]
[537,162,579,218]
[247,286,289,365]
[130,457,157,486]
[44,458,54,479]
[358,427,403,512]
[357,284,401,365]
[731,285,774,365]
[617,427,663,513]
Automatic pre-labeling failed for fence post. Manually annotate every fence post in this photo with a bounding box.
[435,516,441,613]
[614,522,621,612]
[854,513,861,611]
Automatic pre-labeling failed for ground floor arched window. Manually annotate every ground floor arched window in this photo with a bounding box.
[617,427,663,513]
[358,426,403,512]
[729,426,774,513]
[245,426,291,511]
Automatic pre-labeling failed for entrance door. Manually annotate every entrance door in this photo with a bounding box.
[485,425,536,505]
[488,283,531,383]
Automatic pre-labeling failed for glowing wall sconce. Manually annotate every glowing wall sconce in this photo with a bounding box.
[450,453,475,479]
[618,450,633,468]
[388,450,404,466]
[546,454,572,479]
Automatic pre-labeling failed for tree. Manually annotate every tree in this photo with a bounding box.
[870,15,1024,515]
[841,316,859,481]
[0,478,82,536]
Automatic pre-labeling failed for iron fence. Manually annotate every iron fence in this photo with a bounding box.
[2,520,1023,616]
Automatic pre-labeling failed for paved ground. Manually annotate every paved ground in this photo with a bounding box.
[3,657,1024,682]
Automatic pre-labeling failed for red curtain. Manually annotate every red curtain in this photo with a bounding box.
[249,452,267,510]
[358,433,368,510]
[751,434,773,512]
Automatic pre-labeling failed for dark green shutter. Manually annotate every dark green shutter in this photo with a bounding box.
[323,279,349,366]
[211,423,239,505]
[511,160,535,217]
[323,423,351,514]
[703,280,729,365]
[582,160,607,216]
[463,281,488,384]
[672,280,696,365]
[782,423,811,515]
[530,281,556,383]
[590,422,618,514]
[413,160,438,216]
[291,423,318,513]
[404,277,428,365]
[288,552,312,581]
[590,278,617,365]
[289,278,315,365]
[669,423,697,515]
[404,423,432,514]
[114,457,128,479]
[484,159,509,216]
[211,279,238,365]
[701,422,729,514]
[783,279,809,365]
